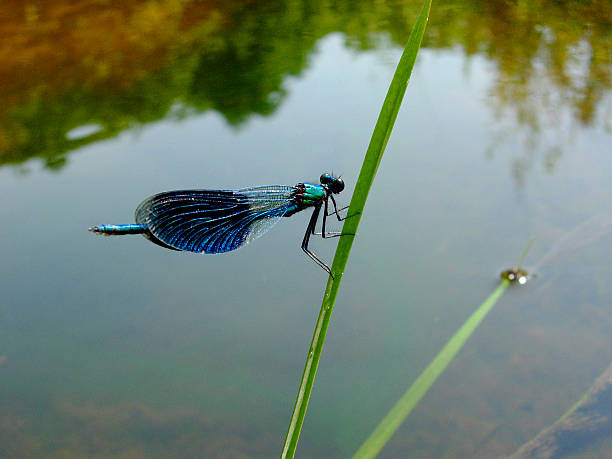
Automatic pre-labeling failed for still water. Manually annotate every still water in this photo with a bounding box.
[1,1,611,457]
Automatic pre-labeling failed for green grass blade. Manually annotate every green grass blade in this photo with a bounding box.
[353,280,509,459]
[281,1,432,457]
[513,237,534,270]
[352,238,533,458]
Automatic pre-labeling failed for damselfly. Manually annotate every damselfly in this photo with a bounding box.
[89,173,353,276]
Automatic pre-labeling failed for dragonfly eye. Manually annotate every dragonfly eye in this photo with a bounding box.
[320,173,344,193]
[329,178,344,194]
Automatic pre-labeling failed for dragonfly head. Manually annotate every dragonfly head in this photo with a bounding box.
[320,173,344,194]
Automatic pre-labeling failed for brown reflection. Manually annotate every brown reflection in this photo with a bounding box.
[0,0,610,170]
[0,400,275,457]
[0,0,228,168]
[425,1,611,185]
[427,1,611,123]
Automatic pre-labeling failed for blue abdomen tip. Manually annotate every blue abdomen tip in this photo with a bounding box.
[89,224,146,235]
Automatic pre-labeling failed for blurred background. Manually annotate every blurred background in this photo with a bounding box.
[1,1,611,457]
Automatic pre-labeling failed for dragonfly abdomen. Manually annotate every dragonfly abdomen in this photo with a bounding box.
[89,224,147,235]
[89,224,178,250]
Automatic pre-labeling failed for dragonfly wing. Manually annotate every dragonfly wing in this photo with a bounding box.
[135,186,296,254]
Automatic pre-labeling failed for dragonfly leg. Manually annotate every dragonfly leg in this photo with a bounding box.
[315,197,355,239]
[327,195,360,221]
[315,232,346,238]
[325,204,350,217]
[302,204,333,277]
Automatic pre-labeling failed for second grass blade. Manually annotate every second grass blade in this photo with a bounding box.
[352,239,533,458]
[352,281,510,458]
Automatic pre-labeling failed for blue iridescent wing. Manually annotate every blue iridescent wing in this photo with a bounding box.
[134,186,297,254]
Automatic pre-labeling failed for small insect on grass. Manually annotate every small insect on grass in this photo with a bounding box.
[500,268,529,285]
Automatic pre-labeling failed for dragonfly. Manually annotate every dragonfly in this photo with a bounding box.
[89,173,353,276]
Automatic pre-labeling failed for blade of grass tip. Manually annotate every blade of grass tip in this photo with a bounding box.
[513,237,533,271]
[280,1,432,458]
[352,239,533,459]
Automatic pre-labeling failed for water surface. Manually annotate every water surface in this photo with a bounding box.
[1,1,611,457]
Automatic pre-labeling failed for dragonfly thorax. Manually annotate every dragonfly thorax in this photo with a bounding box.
[293,183,327,208]
[286,174,344,218]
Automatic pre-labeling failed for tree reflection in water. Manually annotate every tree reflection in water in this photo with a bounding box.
[0,0,609,173]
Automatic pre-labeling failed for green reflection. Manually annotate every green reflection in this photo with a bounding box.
[0,0,610,169]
